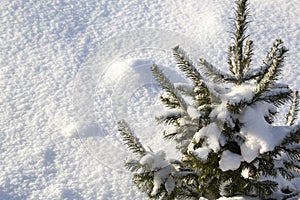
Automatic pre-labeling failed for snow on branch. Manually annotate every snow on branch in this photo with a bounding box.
[242,40,254,75]
[286,91,300,126]
[259,86,292,107]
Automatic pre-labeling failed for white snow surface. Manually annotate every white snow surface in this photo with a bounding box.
[219,150,242,172]
[139,151,175,196]
[1,0,299,199]
[190,122,221,153]
[240,102,293,163]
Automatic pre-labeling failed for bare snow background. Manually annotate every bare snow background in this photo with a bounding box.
[0,0,299,199]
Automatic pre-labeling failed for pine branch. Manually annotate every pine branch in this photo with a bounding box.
[267,126,300,173]
[228,0,251,83]
[175,84,213,119]
[224,172,278,198]
[227,100,247,114]
[172,46,209,93]
[284,160,300,173]
[164,124,198,152]
[151,64,187,111]
[172,46,214,114]
[257,39,288,82]
[198,58,235,83]
[277,166,294,181]
[242,40,254,75]
[253,40,288,101]
[280,125,300,146]
[175,83,195,97]
[156,109,184,126]
[118,120,146,156]
[151,64,187,110]
[259,86,293,107]
[246,39,288,81]
[247,179,278,198]
[132,172,155,197]
[285,148,300,161]
[286,91,300,126]
[228,45,236,76]
[247,153,278,180]
[125,159,143,172]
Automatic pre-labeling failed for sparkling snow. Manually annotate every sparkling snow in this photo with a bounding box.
[0,0,299,199]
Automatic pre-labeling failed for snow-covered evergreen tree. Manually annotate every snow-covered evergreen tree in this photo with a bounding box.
[118,0,300,199]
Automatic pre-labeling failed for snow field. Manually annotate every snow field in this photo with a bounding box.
[0,0,299,199]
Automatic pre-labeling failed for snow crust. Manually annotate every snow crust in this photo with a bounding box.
[0,0,299,199]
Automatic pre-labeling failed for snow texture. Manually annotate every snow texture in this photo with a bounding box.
[0,0,299,199]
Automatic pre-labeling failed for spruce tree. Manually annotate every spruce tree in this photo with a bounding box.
[118,0,300,199]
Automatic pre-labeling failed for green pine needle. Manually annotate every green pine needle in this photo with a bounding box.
[118,120,146,156]
[173,46,209,93]
[151,64,187,110]
[286,91,300,126]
